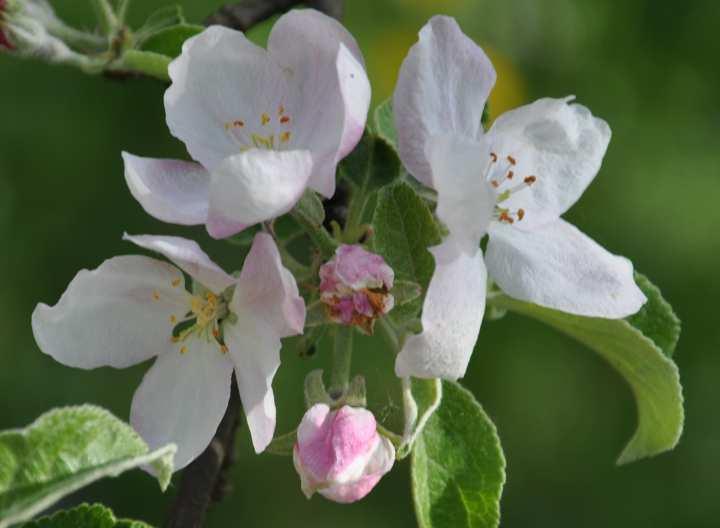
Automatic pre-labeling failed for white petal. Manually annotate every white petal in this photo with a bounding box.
[268,10,370,197]
[32,256,187,370]
[224,316,281,453]
[233,233,306,338]
[130,341,233,471]
[429,134,496,255]
[393,15,496,187]
[487,97,611,227]
[123,234,235,293]
[206,149,312,238]
[486,219,647,317]
[395,238,487,380]
[122,152,209,226]
[165,26,290,170]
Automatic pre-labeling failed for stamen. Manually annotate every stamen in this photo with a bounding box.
[517,208,525,220]
[278,105,285,116]
[524,175,536,185]
[171,278,181,287]
[491,180,500,188]
[261,113,271,126]
[507,171,514,179]
[280,115,290,124]
[490,152,498,163]
[180,345,188,354]
[507,155,516,165]
[170,315,177,324]
[152,290,160,301]
[280,131,291,143]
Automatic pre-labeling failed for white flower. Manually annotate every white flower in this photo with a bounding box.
[32,232,305,470]
[392,16,647,380]
[122,9,370,239]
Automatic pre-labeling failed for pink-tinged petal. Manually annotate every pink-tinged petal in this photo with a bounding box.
[130,340,233,471]
[333,244,394,290]
[206,149,313,239]
[487,97,611,228]
[396,238,487,380]
[165,26,290,171]
[123,234,235,293]
[122,152,209,226]
[224,317,281,453]
[294,404,395,503]
[429,134,496,255]
[233,232,306,337]
[32,256,188,370]
[393,16,496,187]
[268,9,370,197]
[486,219,647,318]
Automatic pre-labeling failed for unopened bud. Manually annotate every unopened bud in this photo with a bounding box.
[293,404,395,503]
[319,245,394,334]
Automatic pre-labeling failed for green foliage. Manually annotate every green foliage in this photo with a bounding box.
[21,503,152,528]
[265,430,297,457]
[627,273,681,357]
[412,381,506,528]
[372,99,398,151]
[340,132,400,195]
[391,280,422,306]
[491,293,684,464]
[139,24,204,59]
[372,182,442,326]
[0,406,175,528]
[397,378,442,460]
[292,190,326,230]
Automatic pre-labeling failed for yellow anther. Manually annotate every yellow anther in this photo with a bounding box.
[171,278,181,287]
[280,131,291,143]
[152,290,160,301]
[221,345,229,354]
[180,346,188,355]
[261,113,271,125]
[170,315,177,324]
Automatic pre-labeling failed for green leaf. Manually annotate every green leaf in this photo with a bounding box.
[340,132,400,196]
[372,182,442,325]
[490,294,684,464]
[397,378,442,460]
[372,181,441,287]
[139,24,204,59]
[265,430,297,457]
[110,50,171,82]
[372,99,398,150]
[627,273,681,357]
[291,190,325,230]
[391,280,423,306]
[0,406,176,528]
[21,503,152,528]
[412,381,506,528]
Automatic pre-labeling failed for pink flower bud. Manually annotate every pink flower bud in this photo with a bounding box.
[319,245,394,334]
[293,404,395,503]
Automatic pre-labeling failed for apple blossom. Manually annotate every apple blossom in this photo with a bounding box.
[31,232,305,470]
[319,244,394,334]
[393,16,647,379]
[293,404,395,503]
[123,9,371,239]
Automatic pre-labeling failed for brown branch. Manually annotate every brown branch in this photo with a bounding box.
[165,379,243,528]
[205,0,343,30]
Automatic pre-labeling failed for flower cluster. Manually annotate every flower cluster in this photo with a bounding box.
[30,8,647,506]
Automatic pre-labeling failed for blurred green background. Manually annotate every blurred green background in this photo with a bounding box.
[1,0,718,526]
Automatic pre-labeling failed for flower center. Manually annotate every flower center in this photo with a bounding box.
[223,104,293,152]
[484,152,538,224]
[170,291,229,355]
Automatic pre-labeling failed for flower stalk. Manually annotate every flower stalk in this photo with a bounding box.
[329,325,354,399]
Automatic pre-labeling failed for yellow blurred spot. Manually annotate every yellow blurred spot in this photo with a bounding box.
[484,46,527,124]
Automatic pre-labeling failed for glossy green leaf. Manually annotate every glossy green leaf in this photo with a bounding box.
[627,273,681,357]
[490,294,684,464]
[373,99,398,150]
[412,381,506,528]
[21,503,152,528]
[140,24,204,59]
[0,406,175,528]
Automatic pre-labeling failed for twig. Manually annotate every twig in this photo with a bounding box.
[205,0,343,30]
[165,378,243,528]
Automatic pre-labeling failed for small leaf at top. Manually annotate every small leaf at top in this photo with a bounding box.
[139,24,204,59]
[339,132,401,199]
[21,503,153,528]
[412,381,506,528]
[396,378,442,460]
[291,189,326,230]
[0,406,175,528]
[627,272,681,357]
